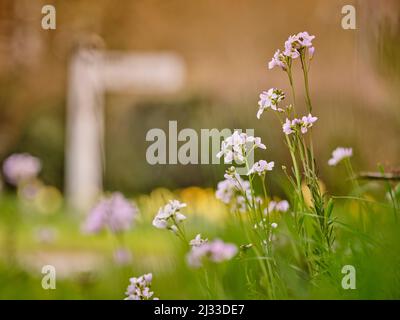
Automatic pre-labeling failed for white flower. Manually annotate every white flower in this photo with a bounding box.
[189,234,208,247]
[216,169,252,213]
[328,147,353,166]
[283,32,315,59]
[152,200,187,230]
[246,136,267,150]
[257,88,285,119]
[296,31,315,48]
[284,35,301,59]
[268,50,287,70]
[282,114,317,135]
[125,273,157,300]
[247,160,274,176]
[174,212,187,222]
[282,118,294,135]
[300,114,318,133]
[152,216,168,229]
[217,131,266,164]
[271,223,278,229]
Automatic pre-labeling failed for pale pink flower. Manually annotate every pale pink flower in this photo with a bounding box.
[300,114,318,133]
[247,160,274,176]
[125,273,158,300]
[152,200,187,231]
[84,192,139,234]
[189,234,208,247]
[217,131,266,164]
[296,31,315,48]
[187,239,238,268]
[267,200,290,214]
[328,147,353,166]
[268,49,286,70]
[2,153,41,186]
[216,178,251,212]
[282,118,294,135]
[284,35,301,59]
[282,114,317,135]
[257,88,285,119]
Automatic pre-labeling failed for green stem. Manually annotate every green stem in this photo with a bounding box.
[300,52,313,113]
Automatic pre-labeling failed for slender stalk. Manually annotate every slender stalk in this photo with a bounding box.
[287,64,297,115]
[300,52,313,113]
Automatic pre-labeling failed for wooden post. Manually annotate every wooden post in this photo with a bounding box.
[65,42,185,212]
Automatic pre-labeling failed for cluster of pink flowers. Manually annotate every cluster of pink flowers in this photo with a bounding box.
[2,153,41,186]
[216,168,250,203]
[257,88,285,119]
[187,237,238,268]
[84,192,139,234]
[216,131,266,164]
[215,167,253,213]
[125,273,158,300]
[268,31,315,70]
[247,160,275,176]
[152,200,187,233]
[189,233,208,247]
[282,114,318,135]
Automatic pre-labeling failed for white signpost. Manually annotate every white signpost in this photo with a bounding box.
[65,47,185,212]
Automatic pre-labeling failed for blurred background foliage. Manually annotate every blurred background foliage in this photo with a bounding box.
[0,0,399,197]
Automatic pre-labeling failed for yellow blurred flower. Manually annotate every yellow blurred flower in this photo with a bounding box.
[301,179,326,208]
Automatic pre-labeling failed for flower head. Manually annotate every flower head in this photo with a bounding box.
[282,114,318,135]
[300,114,318,133]
[247,160,274,176]
[216,131,266,164]
[268,49,287,70]
[187,239,238,268]
[284,31,315,58]
[284,35,301,59]
[266,200,290,214]
[2,153,41,186]
[270,31,315,68]
[84,192,139,234]
[152,200,187,232]
[189,234,208,247]
[282,118,294,135]
[296,31,315,48]
[328,147,353,166]
[257,88,285,119]
[216,167,252,213]
[125,273,158,300]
